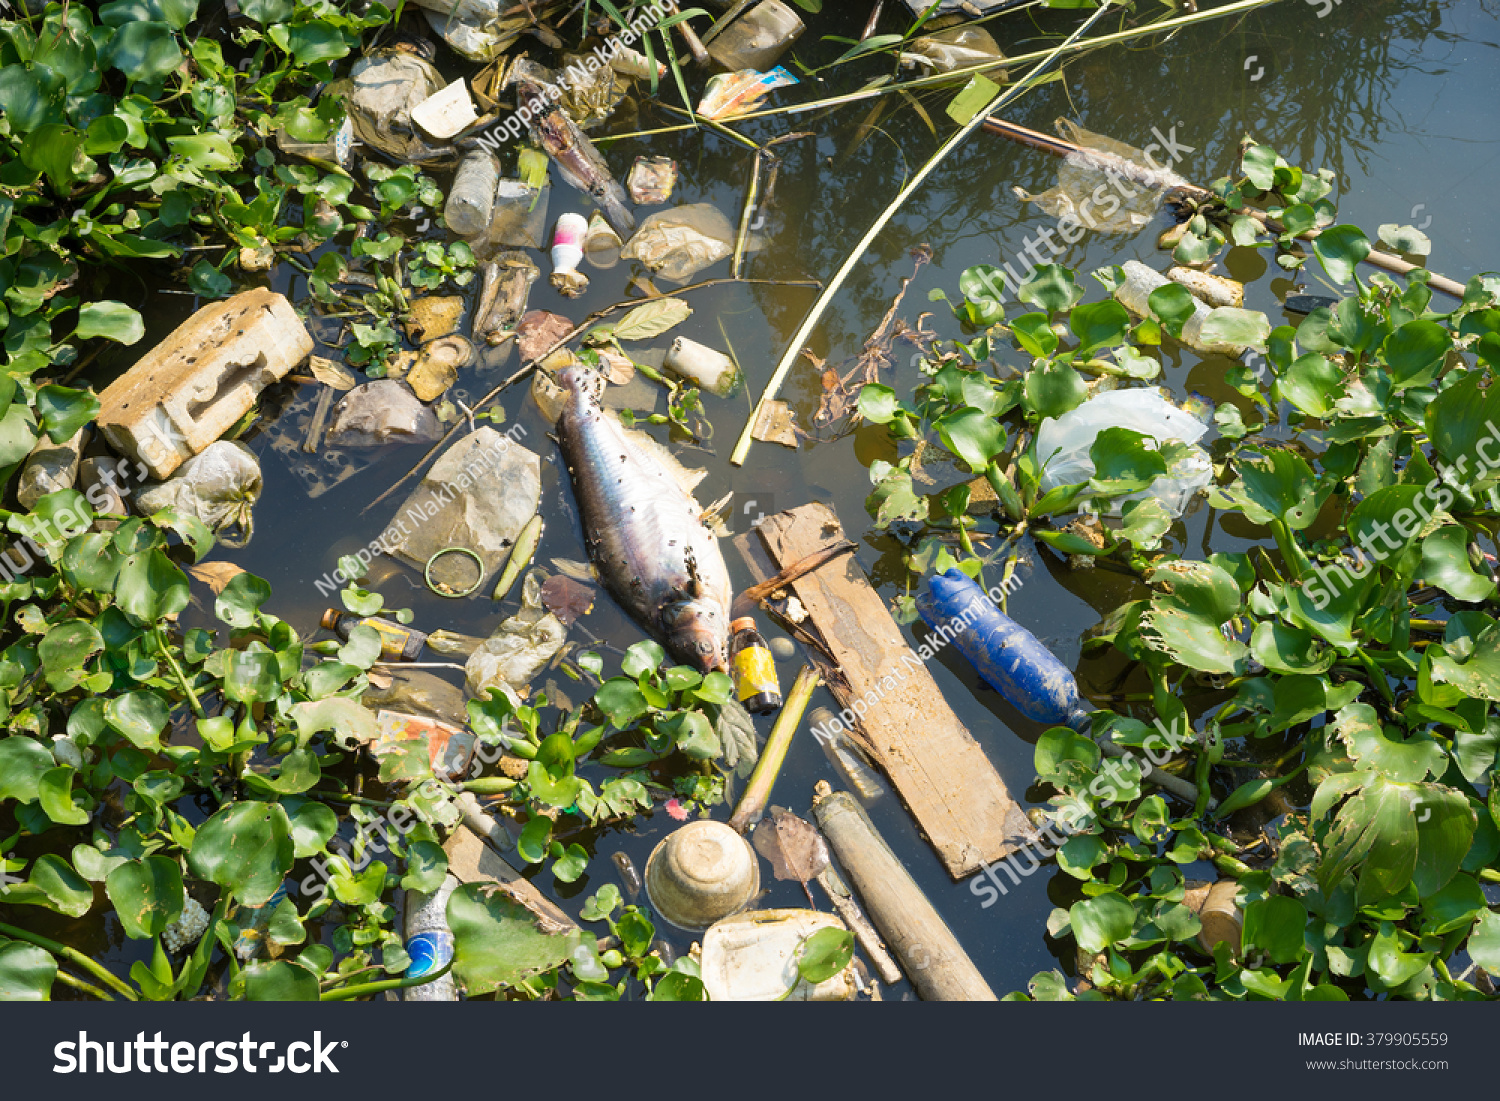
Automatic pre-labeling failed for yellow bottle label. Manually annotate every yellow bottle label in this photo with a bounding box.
[732,645,778,699]
[363,618,412,659]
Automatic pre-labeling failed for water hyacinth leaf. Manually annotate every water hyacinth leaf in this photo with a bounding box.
[288,801,338,859]
[1024,359,1087,420]
[330,861,385,906]
[1452,721,1500,785]
[188,801,295,907]
[1425,374,1500,475]
[609,297,692,341]
[1018,264,1082,316]
[1311,225,1371,285]
[270,22,351,66]
[1318,776,1414,904]
[1428,619,1500,701]
[1069,300,1130,353]
[1382,320,1450,390]
[35,385,100,443]
[866,460,927,525]
[666,710,719,760]
[224,650,280,703]
[39,619,104,689]
[243,746,321,795]
[1365,923,1429,989]
[517,816,552,864]
[60,534,121,599]
[935,408,1006,471]
[1148,283,1195,340]
[1118,497,1171,550]
[1250,621,1335,674]
[1069,892,1135,956]
[401,840,448,893]
[621,641,666,680]
[1286,569,1372,655]
[1146,559,1242,622]
[291,697,377,748]
[447,882,575,995]
[24,853,94,917]
[0,403,40,467]
[243,959,319,1001]
[38,766,90,826]
[105,855,184,939]
[1010,312,1057,357]
[1214,778,1275,818]
[74,301,145,345]
[1419,526,1496,603]
[796,926,854,984]
[71,845,127,883]
[1466,908,1500,972]
[114,548,191,625]
[1275,353,1341,418]
[1411,786,1476,898]
[1242,895,1307,965]
[103,22,184,83]
[857,384,898,423]
[104,689,169,750]
[0,943,57,1001]
[1377,223,1432,257]
[1197,309,1271,351]
[1229,449,1326,529]
[1267,674,1327,733]
[1089,428,1167,496]
[1419,873,1485,935]
[215,570,272,628]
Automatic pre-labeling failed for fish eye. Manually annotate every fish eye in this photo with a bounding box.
[696,640,714,655]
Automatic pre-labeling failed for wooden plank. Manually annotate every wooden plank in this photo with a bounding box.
[734,502,1035,879]
[444,812,577,933]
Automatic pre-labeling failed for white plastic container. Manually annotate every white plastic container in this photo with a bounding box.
[549,212,588,297]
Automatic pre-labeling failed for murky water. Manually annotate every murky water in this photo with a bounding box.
[64,0,1500,996]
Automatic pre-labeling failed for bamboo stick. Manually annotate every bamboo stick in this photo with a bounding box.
[980,117,1469,299]
[729,2,1114,466]
[728,664,819,833]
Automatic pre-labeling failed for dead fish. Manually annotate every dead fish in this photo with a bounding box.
[508,64,636,236]
[555,366,731,673]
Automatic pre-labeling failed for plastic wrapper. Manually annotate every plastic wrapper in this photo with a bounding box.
[473,252,539,345]
[620,203,736,282]
[557,53,630,129]
[325,381,442,449]
[134,441,262,548]
[18,427,85,509]
[329,52,454,164]
[410,0,566,62]
[696,65,798,120]
[1035,389,1212,518]
[626,156,678,205]
[464,572,568,701]
[1013,119,1189,236]
[363,668,468,726]
[902,25,1006,77]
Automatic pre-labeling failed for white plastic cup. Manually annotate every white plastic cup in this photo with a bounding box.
[550,213,588,277]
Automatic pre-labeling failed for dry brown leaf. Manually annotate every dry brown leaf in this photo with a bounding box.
[539,574,594,625]
[516,310,575,363]
[309,355,358,391]
[752,807,829,906]
[186,561,246,595]
[751,399,799,449]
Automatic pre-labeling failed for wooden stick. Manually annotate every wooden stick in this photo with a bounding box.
[728,664,819,833]
[816,862,903,985]
[980,116,1468,299]
[730,538,856,619]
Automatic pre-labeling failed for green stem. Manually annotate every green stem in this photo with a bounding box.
[985,462,1025,522]
[0,923,138,1001]
[320,961,452,1000]
[1354,648,1396,706]
[154,628,206,720]
[1269,519,1308,582]
[55,969,117,1001]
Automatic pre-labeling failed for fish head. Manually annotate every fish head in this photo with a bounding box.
[558,365,604,404]
[662,598,730,673]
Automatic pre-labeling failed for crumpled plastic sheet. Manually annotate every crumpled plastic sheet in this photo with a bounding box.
[330,52,453,164]
[1036,389,1212,519]
[465,572,568,701]
[134,440,263,547]
[1013,119,1190,236]
[620,203,736,282]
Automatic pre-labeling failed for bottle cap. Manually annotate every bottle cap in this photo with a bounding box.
[730,616,757,633]
[320,609,341,631]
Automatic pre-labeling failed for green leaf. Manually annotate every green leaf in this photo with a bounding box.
[24,853,94,917]
[796,926,854,984]
[106,855,185,939]
[943,73,1000,126]
[1333,703,1443,783]
[402,840,448,893]
[74,301,145,345]
[1312,225,1371,285]
[1383,320,1450,390]
[288,801,338,859]
[38,766,90,826]
[1148,283,1196,340]
[1010,312,1057,357]
[34,385,100,444]
[224,649,280,703]
[935,408,1006,472]
[1425,373,1500,472]
[0,942,56,1000]
[329,860,385,906]
[447,882,574,995]
[517,817,552,864]
[1089,428,1167,496]
[1466,908,1500,972]
[1276,354,1341,418]
[1242,895,1306,964]
[188,801,295,906]
[1070,893,1135,956]
[1420,526,1495,603]
[1024,359,1087,420]
[103,22,184,84]
[21,124,87,189]
[611,297,693,341]
[1018,264,1082,315]
[114,548,191,625]
[104,689,170,750]
[215,571,272,628]
[1365,922,1429,989]
[1069,300,1130,353]
[1419,874,1484,935]
[243,959,319,1000]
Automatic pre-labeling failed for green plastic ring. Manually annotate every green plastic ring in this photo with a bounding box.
[424,546,486,598]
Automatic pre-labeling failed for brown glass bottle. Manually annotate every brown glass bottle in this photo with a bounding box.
[320,610,426,662]
[728,616,782,715]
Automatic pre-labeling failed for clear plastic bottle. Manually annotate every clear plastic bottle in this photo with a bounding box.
[444,150,501,238]
[728,616,782,715]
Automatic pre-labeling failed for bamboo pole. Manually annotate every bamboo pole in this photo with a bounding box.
[980,117,1469,299]
[729,1,1115,467]
[728,664,819,833]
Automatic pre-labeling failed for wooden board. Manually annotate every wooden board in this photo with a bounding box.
[734,502,1035,879]
[444,824,577,933]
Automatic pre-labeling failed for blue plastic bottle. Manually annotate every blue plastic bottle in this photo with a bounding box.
[916,568,1091,729]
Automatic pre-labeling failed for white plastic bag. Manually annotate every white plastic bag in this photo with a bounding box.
[134,441,263,547]
[1035,389,1211,518]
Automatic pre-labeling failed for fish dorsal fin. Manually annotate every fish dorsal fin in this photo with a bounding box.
[617,418,707,494]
